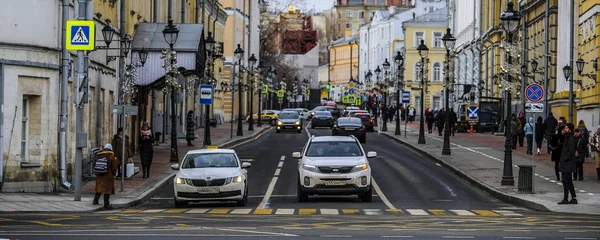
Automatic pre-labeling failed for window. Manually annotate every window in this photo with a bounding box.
[369,11,375,18]
[433,62,441,81]
[346,23,351,29]
[21,97,29,162]
[306,141,363,157]
[415,32,424,47]
[433,32,443,48]
[367,0,376,4]
[349,0,363,4]
[346,10,354,18]
[414,62,422,81]
[432,96,441,109]
[359,11,365,19]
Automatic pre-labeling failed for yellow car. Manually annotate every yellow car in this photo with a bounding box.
[247,110,279,125]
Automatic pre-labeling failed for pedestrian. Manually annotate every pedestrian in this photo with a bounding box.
[436,108,445,136]
[544,112,558,153]
[186,110,196,146]
[426,108,434,134]
[111,127,132,179]
[409,107,415,123]
[93,143,118,209]
[590,126,600,180]
[518,112,526,147]
[534,116,545,155]
[511,114,519,149]
[573,129,586,181]
[524,117,534,155]
[558,123,577,205]
[139,122,154,179]
[550,125,566,181]
[449,108,457,136]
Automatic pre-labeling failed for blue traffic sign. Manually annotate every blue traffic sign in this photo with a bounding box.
[349,88,355,94]
[401,91,410,104]
[343,91,349,96]
[525,84,544,103]
[199,84,213,104]
[466,104,480,121]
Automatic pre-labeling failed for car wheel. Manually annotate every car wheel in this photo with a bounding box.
[270,119,276,126]
[173,196,188,208]
[359,185,373,202]
[237,187,248,206]
[297,180,309,202]
[276,129,280,133]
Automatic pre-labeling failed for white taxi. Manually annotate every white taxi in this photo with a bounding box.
[171,146,251,207]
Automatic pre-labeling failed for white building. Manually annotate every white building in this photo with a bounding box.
[358,0,447,84]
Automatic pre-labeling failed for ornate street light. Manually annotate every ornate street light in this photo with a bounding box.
[205,32,216,54]
[162,20,180,162]
[499,1,522,186]
[122,35,132,57]
[394,51,404,136]
[248,53,257,131]
[531,59,538,73]
[202,32,218,146]
[381,59,391,132]
[576,58,585,75]
[102,25,115,48]
[441,28,456,155]
[234,44,244,136]
[138,48,149,66]
[162,21,179,49]
[417,39,429,144]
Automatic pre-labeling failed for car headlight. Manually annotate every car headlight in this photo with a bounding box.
[175,177,186,184]
[302,164,319,173]
[277,121,283,126]
[233,176,243,183]
[310,112,314,115]
[294,121,300,125]
[352,164,368,172]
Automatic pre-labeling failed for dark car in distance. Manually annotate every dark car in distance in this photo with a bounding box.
[353,113,374,132]
[332,117,367,143]
[311,111,334,129]
[309,106,341,120]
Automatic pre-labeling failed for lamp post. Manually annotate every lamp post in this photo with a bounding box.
[302,78,309,108]
[382,59,391,132]
[365,70,373,111]
[394,52,404,136]
[500,2,522,186]
[442,28,456,155]
[203,32,216,146]
[234,44,245,136]
[374,66,382,127]
[294,76,299,108]
[417,39,429,144]
[248,53,257,131]
[163,20,180,162]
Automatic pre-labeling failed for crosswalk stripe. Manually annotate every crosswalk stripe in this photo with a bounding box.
[230,209,252,214]
[493,210,523,216]
[472,210,500,216]
[164,209,187,213]
[320,209,339,215]
[451,210,476,216]
[141,209,166,213]
[299,209,317,215]
[364,209,382,215]
[209,208,230,214]
[275,208,295,215]
[185,209,209,214]
[429,209,448,215]
[253,209,273,215]
[406,209,429,216]
[342,209,360,214]
[122,209,142,213]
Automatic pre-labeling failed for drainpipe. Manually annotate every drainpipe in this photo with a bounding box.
[151,0,159,140]
[543,0,549,117]
[568,0,574,123]
[520,2,527,115]
[181,0,185,23]
[59,0,72,190]
[0,63,4,189]
[154,0,159,22]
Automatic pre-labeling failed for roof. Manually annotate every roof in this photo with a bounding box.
[403,7,448,23]
[132,23,205,51]
[185,148,236,155]
[332,35,359,46]
[311,136,357,142]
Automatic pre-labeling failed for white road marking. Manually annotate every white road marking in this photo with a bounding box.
[185,208,210,214]
[493,210,523,216]
[258,176,279,209]
[372,178,396,209]
[565,238,597,240]
[381,236,414,238]
[274,168,281,176]
[436,163,442,167]
[280,156,286,161]
[321,235,352,238]
[441,236,474,239]
[406,209,429,216]
[364,209,382,215]
[588,193,594,196]
[215,227,298,237]
[450,210,476,216]
[277,161,284,168]
[141,209,166,213]
[275,209,295,215]
[320,209,339,215]
[229,209,252,214]
[503,237,535,239]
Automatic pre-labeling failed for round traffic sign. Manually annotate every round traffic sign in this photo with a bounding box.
[525,84,544,103]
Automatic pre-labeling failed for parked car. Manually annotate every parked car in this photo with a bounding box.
[310,111,334,129]
[332,117,367,143]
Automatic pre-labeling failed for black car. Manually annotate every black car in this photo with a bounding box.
[311,111,334,129]
[353,113,374,132]
[309,106,341,120]
[276,111,302,133]
[332,117,367,143]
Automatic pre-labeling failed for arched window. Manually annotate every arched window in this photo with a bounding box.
[414,62,422,81]
[433,62,441,82]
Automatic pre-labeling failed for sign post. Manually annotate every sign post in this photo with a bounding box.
[112,105,138,192]
[200,84,213,146]
[465,104,480,134]
[525,83,545,193]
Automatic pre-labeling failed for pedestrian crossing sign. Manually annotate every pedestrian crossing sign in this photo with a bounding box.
[66,20,95,50]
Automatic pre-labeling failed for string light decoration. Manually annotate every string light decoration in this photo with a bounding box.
[120,60,141,103]
[499,37,522,93]
[161,48,181,92]
[186,75,199,97]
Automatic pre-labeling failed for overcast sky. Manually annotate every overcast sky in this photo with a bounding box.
[304,0,334,11]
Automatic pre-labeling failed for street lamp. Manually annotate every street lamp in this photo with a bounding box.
[417,39,429,144]
[499,1,522,186]
[203,32,217,146]
[163,21,180,162]
[102,26,116,48]
[442,28,456,155]
[294,76,299,108]
[248,53,257,131]
[234,44,244,136]
[394,52,404,136]
[381,59,391,132]
[374,66,382,126]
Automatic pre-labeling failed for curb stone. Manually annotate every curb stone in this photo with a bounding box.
[380,132,551,213]
[106,126,272,210]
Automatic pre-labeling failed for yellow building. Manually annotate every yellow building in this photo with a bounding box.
[329,36,359,102]
[402,8,448,112]
[576,0,600,126]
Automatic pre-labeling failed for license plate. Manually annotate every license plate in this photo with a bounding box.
[345,128,355,131]
[197,187,219,194]
[324,180,346,186]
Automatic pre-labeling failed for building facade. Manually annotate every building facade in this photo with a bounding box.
[332,0,414,40]
[329,36,360,102]
[576,0,600,129]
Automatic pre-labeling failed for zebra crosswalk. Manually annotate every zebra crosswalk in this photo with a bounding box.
[97,208,524,216]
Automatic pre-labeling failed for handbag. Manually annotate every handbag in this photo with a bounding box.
[126,158,135,178]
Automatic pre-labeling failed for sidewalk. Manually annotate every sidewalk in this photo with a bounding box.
[0,123,270,212]
[378,119,600,215]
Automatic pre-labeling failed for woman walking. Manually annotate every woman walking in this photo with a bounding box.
[139,122,154,179]
[534,116,545,155]
[523,117,534,155]
[574,120,590,180]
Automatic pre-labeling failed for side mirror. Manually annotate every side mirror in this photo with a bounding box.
[241,162,252,169]
[367,151,377,158]
[170,164,180,170]
[292,152,302,158]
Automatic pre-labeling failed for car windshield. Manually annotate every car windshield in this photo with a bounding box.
[181,153,239,169]
[278,112,299,119]
[312,106,325,111]
[315,111,331,117]
[337,118,363,126]
[354,114,371,120]
[306,141,363,157]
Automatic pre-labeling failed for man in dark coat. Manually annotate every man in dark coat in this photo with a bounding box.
[111,128,132,179]
[186,110,196,146]
[93,144,119,209]
[449,108,458,136]
[435,108,445,136]
[517,112,526,147]
[558,123,577,204]
[426,109,434,134]
[140,122,154,179]
[543,112,558,153]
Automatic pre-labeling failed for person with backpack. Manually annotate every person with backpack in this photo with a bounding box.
[93,144,119,209]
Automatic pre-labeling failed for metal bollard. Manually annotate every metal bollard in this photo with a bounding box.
[517,165,533,193]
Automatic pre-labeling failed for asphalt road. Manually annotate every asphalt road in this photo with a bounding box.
[2,123,600,239]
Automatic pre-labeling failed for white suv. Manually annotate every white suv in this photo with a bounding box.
[292,135,377,202]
